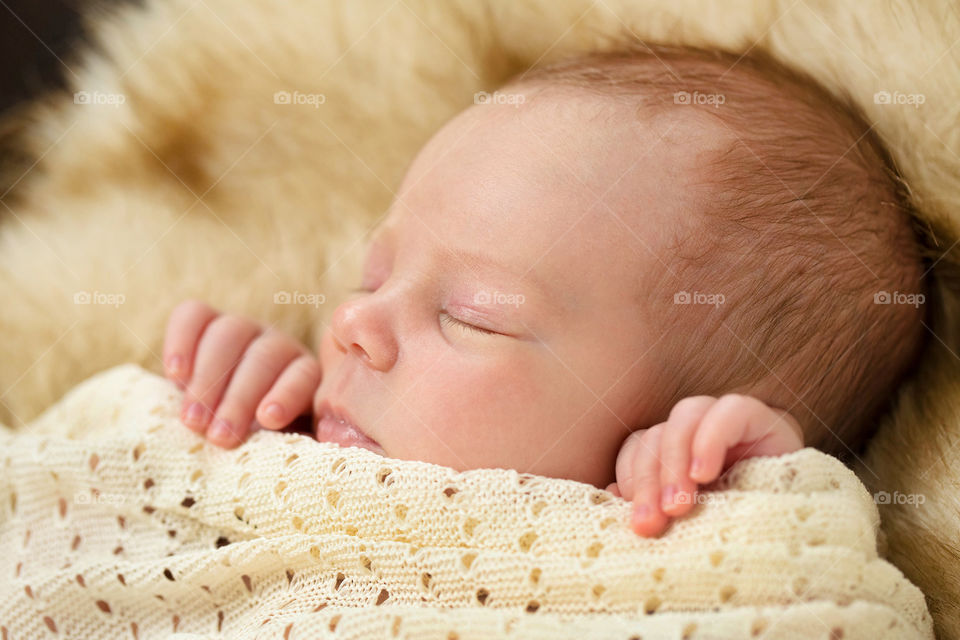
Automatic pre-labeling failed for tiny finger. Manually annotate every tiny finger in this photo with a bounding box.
[256,354,322,430]
[690,394,803,483]
[208,330,304,448]
[181,315,261,434]
[629,426,670,537]
[163,300,219,388]
[659,396,714,516]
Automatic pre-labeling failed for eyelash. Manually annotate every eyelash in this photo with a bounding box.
[350,287,499,337]
[440,312,498,336]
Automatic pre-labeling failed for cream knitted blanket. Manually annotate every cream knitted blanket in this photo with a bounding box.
[0,364,933,639]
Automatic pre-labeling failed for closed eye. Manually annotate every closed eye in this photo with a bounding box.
[440,312,499,336]
[349,288,503,337]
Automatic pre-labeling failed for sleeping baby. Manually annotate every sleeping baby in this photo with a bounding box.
[161,45,926,538]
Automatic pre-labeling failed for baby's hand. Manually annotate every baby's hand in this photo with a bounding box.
[162,300,322,448]
[607,395,804,537]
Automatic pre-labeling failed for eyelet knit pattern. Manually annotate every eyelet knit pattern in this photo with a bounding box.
[0,365,933,639]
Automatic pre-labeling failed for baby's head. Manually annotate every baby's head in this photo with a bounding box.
[314,45,927,488]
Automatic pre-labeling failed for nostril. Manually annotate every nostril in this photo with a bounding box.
[350,343,371,363]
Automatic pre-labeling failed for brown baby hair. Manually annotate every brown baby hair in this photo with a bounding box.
[504,43,929,459]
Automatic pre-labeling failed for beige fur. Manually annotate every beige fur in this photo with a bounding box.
[1,0,959,636]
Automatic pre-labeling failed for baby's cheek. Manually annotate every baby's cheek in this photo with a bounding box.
[429,356,548,442]
[469,357,545,412]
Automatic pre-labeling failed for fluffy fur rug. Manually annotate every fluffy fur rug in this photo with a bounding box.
[1,0,959,636]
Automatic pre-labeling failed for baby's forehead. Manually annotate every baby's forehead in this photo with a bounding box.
[508,85,733,185]
[382,80,736,293]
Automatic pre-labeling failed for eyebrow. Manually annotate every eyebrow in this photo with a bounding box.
[368,231,554,302]
[445,247,554,300]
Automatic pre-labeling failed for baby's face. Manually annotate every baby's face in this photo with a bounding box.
[314,88,714,487]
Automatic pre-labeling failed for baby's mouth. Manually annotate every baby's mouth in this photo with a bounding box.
[314,400,385,455]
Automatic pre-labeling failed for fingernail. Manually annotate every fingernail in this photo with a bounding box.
[208,418,233,443]
[166,354,182,374]
[690,458,704,476]
[634,503,651,521]
[661,484,676,507]
[183,402,206,427]
[264,403,284,423]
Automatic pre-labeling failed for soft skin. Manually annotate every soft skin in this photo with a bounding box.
[162,88,803,537]
[315,88,709,488]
